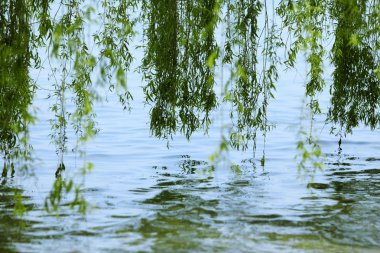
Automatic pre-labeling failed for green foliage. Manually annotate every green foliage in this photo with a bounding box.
[222,0,279,155]
[295,100,324,180]
[45,176,87,214]
[141,0,219,140]
[277,0,329,115]
[0,0,35,176]
[329,0,380,133]
[224,0,264,151]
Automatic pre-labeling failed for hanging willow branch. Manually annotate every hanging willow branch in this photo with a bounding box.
[0,0,35,176]
[141,0,219,140]
[329,0,380,133]
[222,0,278,153]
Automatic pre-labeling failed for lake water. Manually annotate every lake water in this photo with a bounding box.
[1,54,380,252]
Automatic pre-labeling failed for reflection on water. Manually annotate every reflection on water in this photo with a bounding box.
[0,183,33,253]
[1,152,380,252]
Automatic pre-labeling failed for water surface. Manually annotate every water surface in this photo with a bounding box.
[1,69,380,253]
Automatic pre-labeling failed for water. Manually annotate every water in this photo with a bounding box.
[1,66,380,253]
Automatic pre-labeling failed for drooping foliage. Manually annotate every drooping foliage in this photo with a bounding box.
[0,0,34,177]
[1,0,380,212]
[141,0,219,139]
[278,0,380,170]
[223,0,279,155]
[329,0,380,134]
[277,0,328,112]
